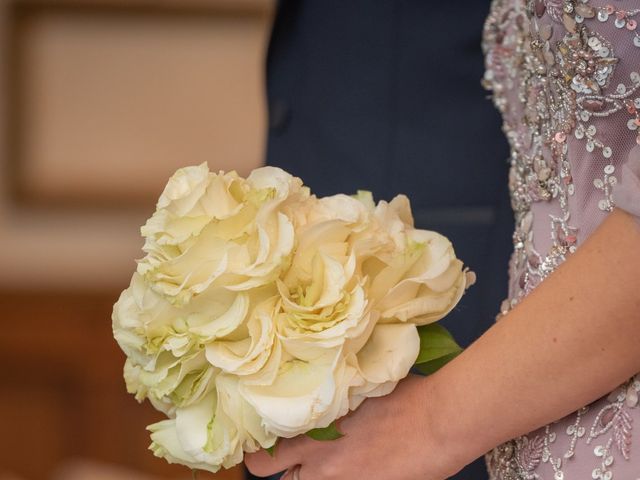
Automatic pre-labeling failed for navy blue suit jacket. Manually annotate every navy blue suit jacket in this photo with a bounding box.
[249,1,513,478]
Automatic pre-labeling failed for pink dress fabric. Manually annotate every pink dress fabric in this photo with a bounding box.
[482,1,640,478]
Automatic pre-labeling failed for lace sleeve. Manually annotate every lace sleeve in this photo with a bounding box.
[557,5,640,224]
[613,146,640,219]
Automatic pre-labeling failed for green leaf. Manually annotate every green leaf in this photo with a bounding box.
[265,442,278,457]
[414,351,460,375]
[415,324,462,367]
[305,421,344,441]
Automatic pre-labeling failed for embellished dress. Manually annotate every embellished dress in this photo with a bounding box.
[482,0,640,479]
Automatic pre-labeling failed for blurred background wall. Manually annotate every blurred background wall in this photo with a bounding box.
[0,0,274,478]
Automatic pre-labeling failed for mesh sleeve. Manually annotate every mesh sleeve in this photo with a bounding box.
[613,146,640,219]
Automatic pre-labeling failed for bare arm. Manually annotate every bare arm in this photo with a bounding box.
[245,208,640,479]
[427,208,640,467]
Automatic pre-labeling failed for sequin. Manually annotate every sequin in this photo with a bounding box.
[483,1,640,478]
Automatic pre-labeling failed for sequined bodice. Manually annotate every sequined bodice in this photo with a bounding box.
[482,1,640,478]
[484,0,640,308]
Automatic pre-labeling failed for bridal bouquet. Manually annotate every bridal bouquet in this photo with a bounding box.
[113,164,473,473]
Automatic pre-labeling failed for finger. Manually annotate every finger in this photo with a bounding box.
[280,470,292,480]
[245,437,305,477]
[279,465,300,480]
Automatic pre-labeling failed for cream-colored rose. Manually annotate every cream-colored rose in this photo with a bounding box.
[138,164,306,305]
[113,273,259,408]
[149,375,275,473]
[364,195,473,325]
[347,323,420,409]
[239,348,360,437]
[275,196,377,361]
[149,391,241,473]
[342,195,471,406]
[113,273,203,404]
[370,228,472,325]
[204,295,280,378]
[114,277,278,470]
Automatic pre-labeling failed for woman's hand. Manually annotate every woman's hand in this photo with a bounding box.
[244,374,463,480]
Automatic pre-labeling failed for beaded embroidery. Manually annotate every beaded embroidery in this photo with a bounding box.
[483,0,640,478]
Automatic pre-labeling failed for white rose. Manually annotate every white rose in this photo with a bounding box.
[348,323,420,408]
[149,375,276,473]
[276,207,374,360]
[215,374,277,450]
[149,390,242,473]
[113,274,206,404]
[113,273,254,407]
[138,165,306,305]
[239,348,359,437]
[204,295,280,378]
[370,229,471,324]
[362,195,473,324]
